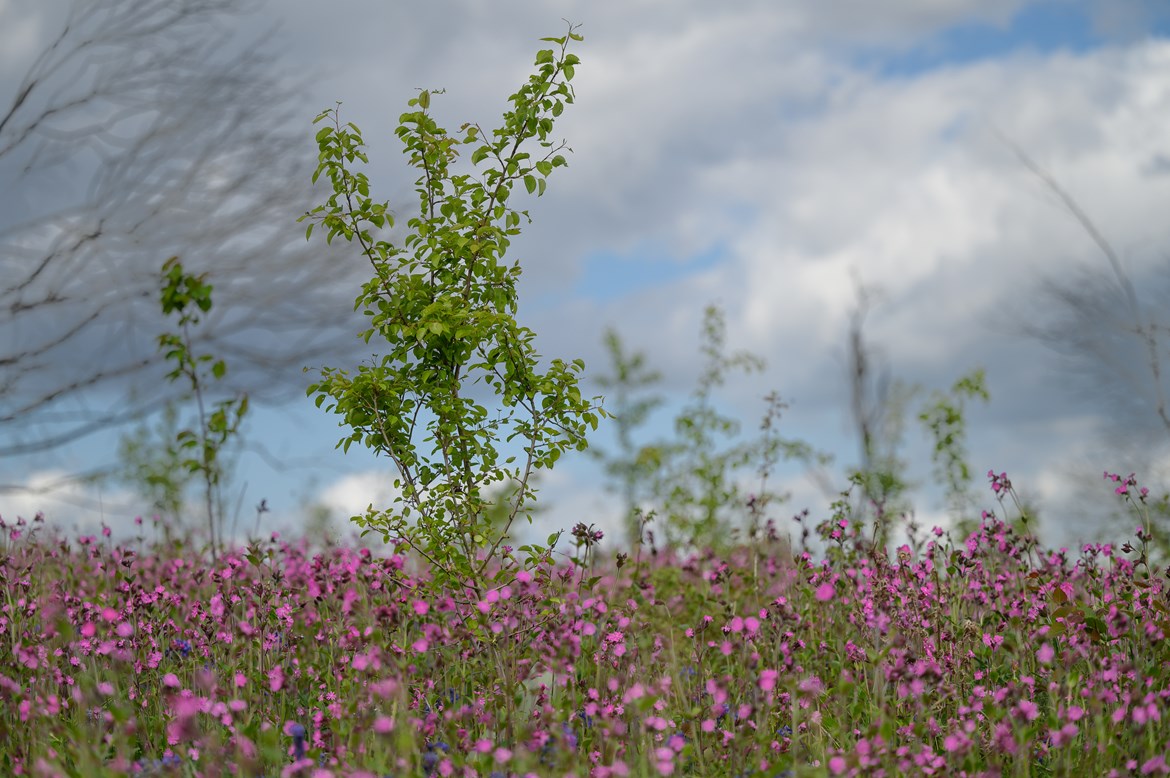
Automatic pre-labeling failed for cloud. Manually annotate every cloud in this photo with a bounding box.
[315,470,402,521]
[0,469,143,540]
[565,39,1170,402]
[0,2,45,69]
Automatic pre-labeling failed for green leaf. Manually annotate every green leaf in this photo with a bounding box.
[523,175,536,194]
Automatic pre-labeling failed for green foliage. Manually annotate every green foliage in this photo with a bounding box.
[918,368,990,519]
[115,400,195,524]
[480,475,549,541]
[649,305,766,551]
[844,285,993,548]
[587,327,665,547]
[747,389,829,543]
[849,371,991,550]
[629,305,820,553]
[300,25,604,598]
[849,378,916,544]
[156,256,249,560]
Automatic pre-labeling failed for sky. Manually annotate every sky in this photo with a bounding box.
[3,0,1170,554]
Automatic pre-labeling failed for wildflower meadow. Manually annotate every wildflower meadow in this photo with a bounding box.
[3,24,1170,778]
[4,473,1170,777]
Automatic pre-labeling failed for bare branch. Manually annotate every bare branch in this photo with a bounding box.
[1003,133,1170,436]
[0,0,380,466]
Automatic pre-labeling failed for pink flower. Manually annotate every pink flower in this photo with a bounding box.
[268,665,284,692]
[1048,723,1078,746]
[829,756,848,774]
[759,669,779,692]
[815,582,835,602]
[1016,700,1039,721]
[1037,643,1054,664]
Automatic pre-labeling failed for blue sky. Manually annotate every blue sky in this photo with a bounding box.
[873,0,1170,75]
[3,0,1170,553]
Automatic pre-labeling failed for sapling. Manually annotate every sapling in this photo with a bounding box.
[301,25,604,600]
[643,305,811,553]
[156,256,249,561]
[590,306,824,557]
[588,327,665,548]
[918,369,990,533]
[115,399,194,527]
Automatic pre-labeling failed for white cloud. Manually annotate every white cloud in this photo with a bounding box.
[316,470,402,520]
[0,3,45,70]
[0,470,143,540]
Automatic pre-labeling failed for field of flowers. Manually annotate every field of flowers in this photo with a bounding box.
[2,472,1169,778]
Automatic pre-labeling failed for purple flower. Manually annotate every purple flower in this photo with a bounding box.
[289,722,306,761]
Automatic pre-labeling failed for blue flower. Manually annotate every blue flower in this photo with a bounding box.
[422,741,450,776]
[290,722,307,761]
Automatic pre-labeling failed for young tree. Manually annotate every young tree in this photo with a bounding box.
[587,327,665,548]
[155,257,249,560]
[302,25,604,597]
